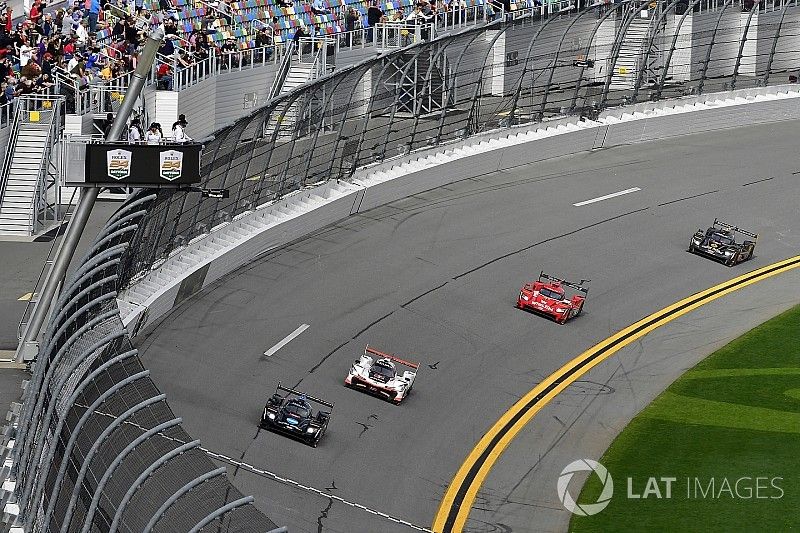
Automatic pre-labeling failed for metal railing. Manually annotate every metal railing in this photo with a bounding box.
[297,36,338,71]
[162,44,283,91]
[0,101,13,129]
[269,41,296,99]
[375,21,437,48]
[30,96,65,235]
[112,0,800,284]
[10,191,281,532]
[52,66,144,123]
[0,102,23,202]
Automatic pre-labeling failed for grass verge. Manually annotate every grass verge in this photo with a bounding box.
[570,304,800,532]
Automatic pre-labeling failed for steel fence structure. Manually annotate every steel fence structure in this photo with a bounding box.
[11,0,800,530]
[12,192,279,532]
[117,0,800,281]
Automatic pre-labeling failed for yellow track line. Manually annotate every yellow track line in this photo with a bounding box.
[433,254,800,532]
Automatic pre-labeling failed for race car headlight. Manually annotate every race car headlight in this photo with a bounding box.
[724,250,733,255]
[267,413,276,420]
[555,308,566,313]
[306,427,316,434]
[521,295,529,301]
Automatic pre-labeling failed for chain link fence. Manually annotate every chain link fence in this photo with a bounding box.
[12,192,279,532]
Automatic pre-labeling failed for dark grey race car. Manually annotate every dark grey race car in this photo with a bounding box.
[260,383,333,447]
[688,219,757,266]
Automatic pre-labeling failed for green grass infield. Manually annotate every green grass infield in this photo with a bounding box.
[570,304,800,532]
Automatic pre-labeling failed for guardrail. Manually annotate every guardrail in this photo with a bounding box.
[375,22,438,48]
[53,68,131,117]
[158,44,283,91]
[0,103,22,204]
[9,192,281,532]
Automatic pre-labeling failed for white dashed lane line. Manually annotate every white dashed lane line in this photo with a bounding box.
[573,187,642,207]
[263,324,310,357]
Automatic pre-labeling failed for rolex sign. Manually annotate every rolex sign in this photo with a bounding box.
[77,142,202,187]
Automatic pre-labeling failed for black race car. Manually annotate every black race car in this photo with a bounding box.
[688,219,757,266]
[259,383,333,447]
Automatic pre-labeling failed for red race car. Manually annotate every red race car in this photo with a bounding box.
[516,271,589,324]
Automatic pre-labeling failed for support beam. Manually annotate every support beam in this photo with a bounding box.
[15,26,165,363]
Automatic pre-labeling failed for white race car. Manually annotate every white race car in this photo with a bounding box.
[344,345,419,404]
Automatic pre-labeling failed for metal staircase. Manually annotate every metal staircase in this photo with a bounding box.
[610,16,653,89]
[265,39,334,139]
[0,95,63,236]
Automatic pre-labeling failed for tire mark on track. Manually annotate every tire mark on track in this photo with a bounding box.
[231,426,261,478]
[203,448,434,532]
[308,340,350,374]
[401,281,449,308]
[494,361,623,512]
[453,207,650,280]
[351,310,396,340]
[742,176,774,187]
[657,189,719,207]
[362,160,649,223]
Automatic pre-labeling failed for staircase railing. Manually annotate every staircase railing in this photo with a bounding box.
[298,36,338,77]
[0,101,13,129]
[0,100,24,204]
[269,40,296,100]
[31,95,64,234]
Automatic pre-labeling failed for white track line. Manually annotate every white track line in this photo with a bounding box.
[264,324,310,356]
[573,187,641,206]
[203,449,434,532]
[86,409,433,531]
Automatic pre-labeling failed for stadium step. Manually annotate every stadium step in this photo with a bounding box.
[610,18,653,90]
[0,107,56,237]
[264,62,320,138]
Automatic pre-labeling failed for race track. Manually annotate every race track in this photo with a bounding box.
[136,118,800,532]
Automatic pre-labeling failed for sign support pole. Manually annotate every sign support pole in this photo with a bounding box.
[15,27,166,363]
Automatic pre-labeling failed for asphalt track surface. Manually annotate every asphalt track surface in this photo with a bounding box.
[137,118,800,533]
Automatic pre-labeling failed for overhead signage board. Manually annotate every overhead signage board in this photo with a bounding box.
[73,142,202,187]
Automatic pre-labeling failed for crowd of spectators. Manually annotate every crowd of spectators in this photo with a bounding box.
[0,0,155,105]
[0,0,504,107]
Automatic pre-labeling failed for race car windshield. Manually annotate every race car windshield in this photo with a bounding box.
[710,233,734,245]
[371,365,394,379]
[539,288,564,300]
[285,403,310,418]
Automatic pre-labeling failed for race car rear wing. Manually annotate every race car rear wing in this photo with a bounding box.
[713,218,758,240]
[365,345,420,369]
[539,271,590,294]
[275,382,335,409]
